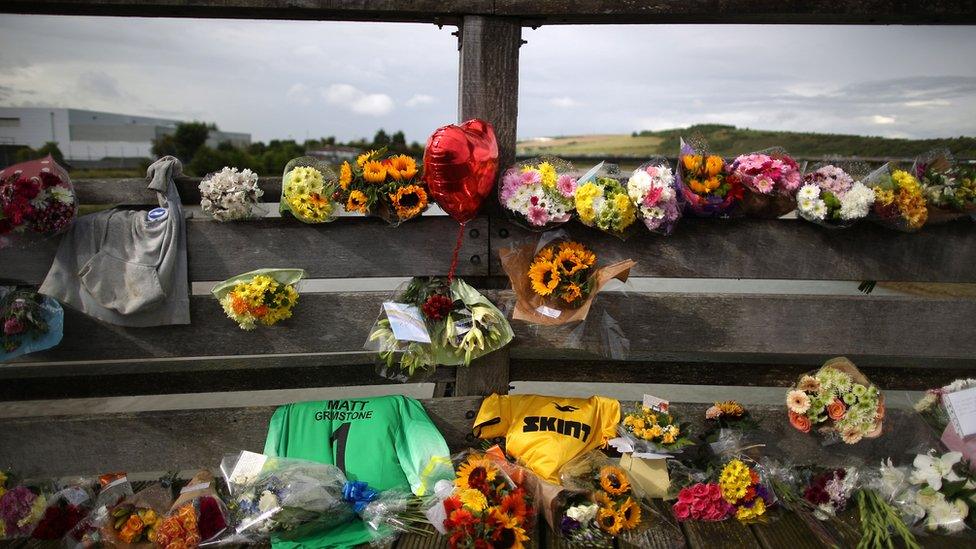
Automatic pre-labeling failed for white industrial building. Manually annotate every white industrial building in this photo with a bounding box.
[0,107,250,162]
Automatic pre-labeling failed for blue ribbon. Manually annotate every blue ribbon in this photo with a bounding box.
[343,481,379,513]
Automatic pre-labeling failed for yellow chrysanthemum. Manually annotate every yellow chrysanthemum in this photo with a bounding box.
[363,160,387,183]
[458,488,488,511]
[339,161,352,190]
[538,161,558,189]
[528,260,560,296]
[891,169,921,194]
[574,182,603,223]
[705,155,724,177]
[456,456,497,490]
[284,166,324,197]
[719,459,753,504]
[736,499,766,521]
[618,497,642,530]
[613,193,636,229]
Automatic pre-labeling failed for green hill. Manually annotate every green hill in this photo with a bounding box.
[517,124,976,159]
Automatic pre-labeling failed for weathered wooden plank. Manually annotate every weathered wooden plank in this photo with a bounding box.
[453,347,511,397]
[491,217,976,283]
[0,216,490,285]
[72,176,280,206]
[680,517,762,549]
[749,509,828,549]
[0,396,483,477]
[3,0,973,24]
[617,499,687,549]
[394,523,448,549]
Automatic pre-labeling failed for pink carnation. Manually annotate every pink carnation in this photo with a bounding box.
[520,170,541,185]
[556,175,576,198]
[643,186,664,207]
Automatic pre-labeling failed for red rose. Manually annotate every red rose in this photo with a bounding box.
[691,483,709,498]
[677,487,695,504]
[706,483,723,501]
[672,501,691,521]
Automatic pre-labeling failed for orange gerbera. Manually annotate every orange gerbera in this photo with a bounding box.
[500,490,529,522]
[599,465,631,496]
[346,190,369,214]
[387,155,418,181]
[390,184,428,220]
[363,160,387,183]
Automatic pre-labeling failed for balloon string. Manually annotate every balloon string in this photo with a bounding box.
[447,223,465,283]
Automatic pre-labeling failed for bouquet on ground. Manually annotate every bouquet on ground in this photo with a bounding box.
[30,479,94,541]
[796,162,876,228]
[153,470,229,549]
[574,172,638,239]
[619,402,693,455]
[627,158,681,235]
[366,277,513,380]
[702,401,759,444]
[0,477,47,539]
[211,268,305,330]
[764,462,859,547]
[66,473,135,548]
[221,451,423,544]
[865,164,928,232]
[499,234,634,326]
[0,155,77,248]
[100,482,171,546]
[279,157,340,224]
[874,450,976,536]
[786,357,884,444]
[499,157,577,230]
[914,149,976,222]
[728,149,802,218]
[673,458,773,523]
[1,286,63,361]
[199,166,265,221]
[676,137,740,217]
[431,451,535,549]
[338,149,428,225]
[916,379,976,474]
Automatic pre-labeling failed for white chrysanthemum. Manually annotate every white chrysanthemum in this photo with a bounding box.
[29,188,50,210]
[642,205,665,219]
[798,183,820,202]
[50,186,74,205]
[811,199,828,220]
[627,170,652,203]
[200,166,264,221]
[838,183,875,220]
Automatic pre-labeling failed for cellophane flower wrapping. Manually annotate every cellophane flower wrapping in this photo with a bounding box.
[66,473,135,548]
[219,451,417,545]
[913,148,976,223]
[30,479,95,541]
[499,231,635,328]
[786,357,884,445]
[153,470,229,548]
[211,268,305,330]
[279,157,341,224]
[99,482,173,547]
[761,460,861,547]
[617,402,694,456]
[573,167,638,240]
[337,149,429,226]
[499,156,577,231]
[675,137,740,218]
[426,448,536,549]
[0,155,78,249]
[865,163,929,232]
[199,166,266,222]
[729,148,802,218]
[626,158,682,235]
[796,160,876,229]
[916,379,976,473]
[0,286,63,361]
[0,478,48,539]
[365,276,513,381]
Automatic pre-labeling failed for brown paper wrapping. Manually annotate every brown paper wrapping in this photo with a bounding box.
[819,356,884,439]
[169,470,218,512]
[499,243,635,326]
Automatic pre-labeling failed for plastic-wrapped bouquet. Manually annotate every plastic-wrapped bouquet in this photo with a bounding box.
[366,277,513,380]
[0,481,47,539]
[803,468,859,519]
[866,164,928,232]
[676,137,740,217]
[338,149,428,225]
[916,379,976,470]
[729,149,802,218]
[211,268,305,330]
[65,473,134,548]
[30,480,94,541]
[619,402,693,455]
[914,149,976,222]
[101,482,170,545]
[626,159,682,235]
[153,470,228,549]
[574,175,637,239]
[499,157,577,230]
[279,157,340,224]
[797,163,876,228]
[674,458,773,523]
[199,166,265,221]
[0,155,77,248]
[1,286,63,361]
[786,357,883,444]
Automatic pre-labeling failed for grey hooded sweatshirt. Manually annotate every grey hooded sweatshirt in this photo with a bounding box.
[40,156,190,326]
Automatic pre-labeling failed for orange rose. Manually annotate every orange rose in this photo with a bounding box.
[876,401,886,420]
[158,517,184,539]
[827,398,847,421]
[789,411,811,433]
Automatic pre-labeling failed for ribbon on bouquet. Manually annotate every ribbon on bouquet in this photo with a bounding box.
[343,481,379,513]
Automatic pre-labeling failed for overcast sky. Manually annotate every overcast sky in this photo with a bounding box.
[1,15,974,143]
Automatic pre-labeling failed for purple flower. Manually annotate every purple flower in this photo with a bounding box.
[3,317,24,336]
[559,516,581,535]
[0,486,39,537]
[500,169,522,203]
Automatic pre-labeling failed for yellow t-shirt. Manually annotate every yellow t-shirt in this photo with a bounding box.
[473,393,621,483]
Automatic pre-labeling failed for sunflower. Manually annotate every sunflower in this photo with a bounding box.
[535,245,555,262]
[559,241,596,267]
[346,190,370,214]
[597,506,624,535]
[618,497,641,530]
[715,400,746,417]
[356,149,378,168]
[339,161,352,190]
[528,260,560,297]
[599,465,630,496]
[554,248,586,276]
[456,456,497,491]
[489,509,529,549]
[363,160,388,183]
[594,491,614,509]
[387,155,418,181]
[560,282,583,304]
[390,184,428,220]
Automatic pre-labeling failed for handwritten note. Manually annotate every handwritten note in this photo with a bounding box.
[383,302,432,344]
[945,387,976,438]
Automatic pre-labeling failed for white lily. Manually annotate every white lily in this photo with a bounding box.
[910,450,963,490]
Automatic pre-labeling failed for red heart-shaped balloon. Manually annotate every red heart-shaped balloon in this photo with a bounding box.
[423,119,498,225]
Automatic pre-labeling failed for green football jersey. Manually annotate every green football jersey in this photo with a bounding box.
[264,395,452,549]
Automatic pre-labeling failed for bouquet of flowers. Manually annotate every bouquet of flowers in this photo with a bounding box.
[728,149,802,218]
[499,234,634,327]
[153,470,228,549]
[786,357,884,444]
[0,481,47,539]
[673,458,773,523]
[338,149,428,225]
[914,149,976,223]
[66,473,135,548]
[1,286,63,361]
[100,482,171,546]
[866,164,928,232]
[803,468,859,519]
[796,163,876,228]
[0,155,77,248]
[199,166,265,221]
[499,157,577,230]
[626,159,681,235]
[434,451,535,549]
[211,268,305,330]
[874,451,976,535]
[676,137,741,217]
[763,462,859,547]
[574,175,637,239]
[619,402,693,455]
[279,157,341,224]
[366,276,513,380]
[30,480,94,541]
[916,379,976,471]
